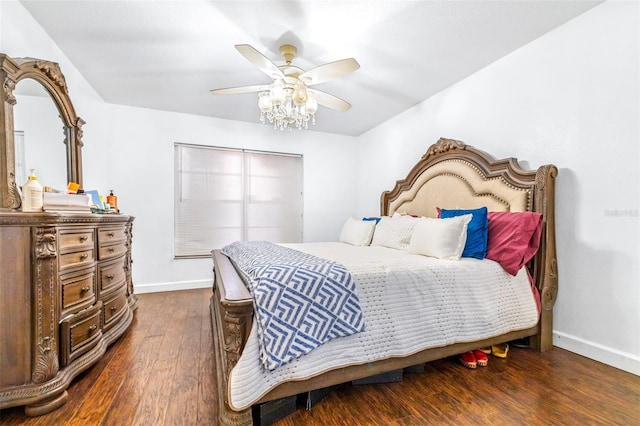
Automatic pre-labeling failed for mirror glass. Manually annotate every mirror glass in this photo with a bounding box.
[13,78,69,191]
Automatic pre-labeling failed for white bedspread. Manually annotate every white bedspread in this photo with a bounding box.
[227,242,538,410]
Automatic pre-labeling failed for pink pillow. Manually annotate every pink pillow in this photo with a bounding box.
[486,212,543,276]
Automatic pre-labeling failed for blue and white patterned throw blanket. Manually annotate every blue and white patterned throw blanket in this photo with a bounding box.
[222,241,365,371]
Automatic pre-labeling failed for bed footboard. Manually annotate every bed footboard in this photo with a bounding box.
[210,249,253,426]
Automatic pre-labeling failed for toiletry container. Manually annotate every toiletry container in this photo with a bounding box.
[107,190,118,213]
[22,169,43,212]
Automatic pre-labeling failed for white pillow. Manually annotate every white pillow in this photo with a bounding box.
[339,217,376,246]
[408,214,473,259]
[370,214,419,250]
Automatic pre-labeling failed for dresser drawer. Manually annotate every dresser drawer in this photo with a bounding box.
[102,288,128,332]
[98,243,127,261]
[60,269,96,317]
[60,302,102,367]
[98,256,126,295]
[59,228,94,251]
[59,248,95,270]
[98,227,126,247]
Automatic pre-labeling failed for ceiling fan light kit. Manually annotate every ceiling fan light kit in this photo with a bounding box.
[258,77,318,131]
[210,43,359,131]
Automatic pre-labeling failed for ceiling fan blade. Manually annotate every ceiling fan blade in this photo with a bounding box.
[299,58,360,85]
[235,44,285,80]
[309,89,352,111]
[210,84,269,95]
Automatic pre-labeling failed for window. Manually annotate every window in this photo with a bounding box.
[174,143,303,257]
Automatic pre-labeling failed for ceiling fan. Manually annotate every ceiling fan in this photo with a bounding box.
[210,44,360,130]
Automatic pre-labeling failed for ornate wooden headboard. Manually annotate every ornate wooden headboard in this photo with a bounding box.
[381,138,558,350]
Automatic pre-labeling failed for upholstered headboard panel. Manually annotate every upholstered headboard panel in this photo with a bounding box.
[387,159,532,217]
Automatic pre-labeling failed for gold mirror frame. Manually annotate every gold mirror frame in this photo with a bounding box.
[0,53,84,210]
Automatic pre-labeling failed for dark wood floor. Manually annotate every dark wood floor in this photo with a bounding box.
[1,288,638,425]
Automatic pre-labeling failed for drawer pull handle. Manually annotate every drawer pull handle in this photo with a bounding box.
[107,232,115,237]
[110,306,117,313]
[80,235,88,242]
[89,324,98,333]
[81,286,91,293]
[107,274,114,280]
[108,247,115,253]
[80,253,88,260]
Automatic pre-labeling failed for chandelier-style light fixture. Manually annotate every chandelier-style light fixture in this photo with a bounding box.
[257,79,318,131]
[210,43,359,132]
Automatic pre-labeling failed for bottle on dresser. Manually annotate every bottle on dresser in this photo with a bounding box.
[21,169,43,212]
[107,189,118,213]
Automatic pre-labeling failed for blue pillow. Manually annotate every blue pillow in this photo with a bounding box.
[362,217,382,224]
[439,207,488,259]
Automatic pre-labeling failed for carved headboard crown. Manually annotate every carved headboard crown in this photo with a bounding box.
[381,138,543,217]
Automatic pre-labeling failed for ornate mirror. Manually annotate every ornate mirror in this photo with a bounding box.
[0,53,85,210]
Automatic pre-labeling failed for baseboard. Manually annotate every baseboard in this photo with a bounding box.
[134,279,212,294]
[553,331,640,376]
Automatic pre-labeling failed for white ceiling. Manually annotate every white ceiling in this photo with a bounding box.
[20,0,602,136]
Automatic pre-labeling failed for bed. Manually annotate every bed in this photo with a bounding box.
[210,138,558,425]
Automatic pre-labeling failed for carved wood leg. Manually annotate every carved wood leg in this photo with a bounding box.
[532,258,558,352]
[532,310,554,352]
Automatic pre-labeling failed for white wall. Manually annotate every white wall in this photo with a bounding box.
[1,0,359,293]
[356,1,639,375]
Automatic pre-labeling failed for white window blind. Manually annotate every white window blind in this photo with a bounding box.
[174,144,303,257]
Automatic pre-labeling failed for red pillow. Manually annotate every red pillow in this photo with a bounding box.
[486,212,543,276]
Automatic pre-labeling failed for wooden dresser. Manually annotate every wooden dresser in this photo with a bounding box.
[0,212,136,415]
